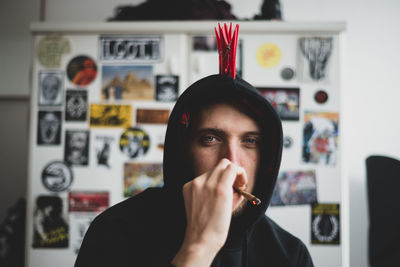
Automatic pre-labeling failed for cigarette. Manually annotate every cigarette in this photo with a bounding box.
[234,187,261,206]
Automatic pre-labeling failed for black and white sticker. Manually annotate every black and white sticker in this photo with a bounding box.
[41,161,73,192]
[311,203,340,245]
[99,36,163,63]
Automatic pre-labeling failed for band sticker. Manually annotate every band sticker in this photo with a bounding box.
[156,75,179,102]
[41,161,73,192]
[37,35,71,68]
[65,90,88,121]
[270,170,317,206]
[68,191,109,213]
[37,111,62,145]
[299,37,333,82]
[38,70,64,106]
[257,87,300,121]
[32,195,69,248]
[93,134,116,168]
[102,65,154,100]
[89,104,132,128]
[99,36,162,62]
[66,55,98,87]
[124,163,163,197]
[136,108,170,124]
[119,127,150,158]
[256,43,281,68]
[302,111,339,166]
[311,203,340,245]
[64,130,90,166]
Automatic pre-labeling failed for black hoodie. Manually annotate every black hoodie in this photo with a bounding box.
[75,75,314,267]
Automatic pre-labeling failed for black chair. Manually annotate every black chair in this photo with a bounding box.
[366,155,400,267]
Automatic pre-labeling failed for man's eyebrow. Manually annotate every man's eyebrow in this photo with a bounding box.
[196,128,226,137]
[244,131,262,135]
[196,128,262,136]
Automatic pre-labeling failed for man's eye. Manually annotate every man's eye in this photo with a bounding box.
[243,137,259,147]
[200,135,217,144]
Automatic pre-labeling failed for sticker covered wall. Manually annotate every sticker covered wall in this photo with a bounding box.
[27,23,344,267]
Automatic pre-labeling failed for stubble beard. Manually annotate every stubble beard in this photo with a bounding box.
[232,198,248,217]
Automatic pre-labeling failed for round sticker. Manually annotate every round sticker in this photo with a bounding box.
[41,161,73,192]
[283,136,293,149]
[120,128,150,158]
[281,67,295,80]
[66,55,98,86]
[37,35,71,68]
[256,43,281,68]
[314,90,329,104]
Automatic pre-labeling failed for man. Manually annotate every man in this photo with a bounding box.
[75,24,313,266]
[75,74,313,267]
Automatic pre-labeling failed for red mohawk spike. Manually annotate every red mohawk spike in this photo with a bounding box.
[215,23,239,79]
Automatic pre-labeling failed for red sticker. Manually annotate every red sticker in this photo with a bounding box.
[314,90,328,104]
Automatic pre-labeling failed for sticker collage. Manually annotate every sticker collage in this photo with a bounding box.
[32,33,340,252]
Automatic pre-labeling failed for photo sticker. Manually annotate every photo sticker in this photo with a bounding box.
[32,195,69,248]
[64,130,90,166]
[65,90,88,121]
[90,104,132,128]
[37,111,62,145]
[41,161,73,192]
[119,127,150,158]
[38,71,64,106]
[302,111,339,166]
[124,163,163,197]
[102,65,154,100]
[67,55,98,87]
[270,170,317,206]
[257,87,300,121]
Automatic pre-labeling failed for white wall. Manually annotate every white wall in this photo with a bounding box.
[0,0,40,96]
[282,1,400,267]
[3,0,399,266]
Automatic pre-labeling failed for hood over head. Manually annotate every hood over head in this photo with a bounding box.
[163,74,283,242]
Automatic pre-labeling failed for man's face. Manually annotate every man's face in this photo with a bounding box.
[187,103,261,214]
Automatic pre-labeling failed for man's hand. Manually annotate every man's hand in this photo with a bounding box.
[172,158,247,267]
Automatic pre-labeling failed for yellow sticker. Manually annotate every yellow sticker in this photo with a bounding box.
[89,104,132,128]
[256,43,281,68]
[37,35,71,68]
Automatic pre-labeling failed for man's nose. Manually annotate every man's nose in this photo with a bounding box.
[223,141,240,165]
